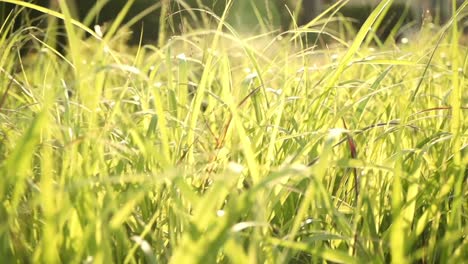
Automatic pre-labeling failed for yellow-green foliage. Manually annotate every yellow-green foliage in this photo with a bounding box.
[0,0,467,263]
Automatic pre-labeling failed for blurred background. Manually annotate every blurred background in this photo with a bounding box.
[1,0,466,48]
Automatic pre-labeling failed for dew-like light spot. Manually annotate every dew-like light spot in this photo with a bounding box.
[266,87,283,96]
[245,72,258,82]
[217,210,225,217]
[83,256,93,264]
[228,162,244,174]
[329,128,346,138]
[176,53,187,61]
[94,25,103,38]
[131,236,152,254]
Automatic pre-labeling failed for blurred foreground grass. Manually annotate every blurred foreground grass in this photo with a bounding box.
[0,0,467,263]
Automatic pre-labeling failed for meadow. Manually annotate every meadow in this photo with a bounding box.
[0,0,467,263]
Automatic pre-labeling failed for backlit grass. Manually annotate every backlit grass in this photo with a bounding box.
[0,0,467,263]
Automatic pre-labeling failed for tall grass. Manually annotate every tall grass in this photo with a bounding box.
[0,0,467,263]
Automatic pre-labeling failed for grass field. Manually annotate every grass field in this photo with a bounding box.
[0,0,467,263]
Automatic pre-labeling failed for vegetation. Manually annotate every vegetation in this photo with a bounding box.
[0,0,467,263]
